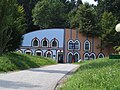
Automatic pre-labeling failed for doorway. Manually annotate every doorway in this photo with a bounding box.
[58,52,63,63]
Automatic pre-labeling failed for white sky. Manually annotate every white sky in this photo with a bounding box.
[82,0,97,5]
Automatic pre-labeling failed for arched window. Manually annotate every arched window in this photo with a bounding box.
[67,52,73,63]
[33,40,38,46]
[32,37,39,47]
[24,49,32,55]
[74,52,80,62]
[84,40,90,51]
[42,38,49,47]
[51,39,58,47]
[74,40,80,50]
[98,53,105,58]
[89,53,96,60]
[17,50,23,53]
[68,40,74,50]
[35,50,42,56]
[84,53,89,60]
[46,51,52,58]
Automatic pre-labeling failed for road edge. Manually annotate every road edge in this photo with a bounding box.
[54,64,80,90]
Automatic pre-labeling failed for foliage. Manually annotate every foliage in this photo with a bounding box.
[32,0,67,29]
[0,53,56,72]
[69,3,99,36]
[99,12,119,47]
[59,58,120,90]
[95,0,120,21]
[0,0,26,55]
[17,0,38,33]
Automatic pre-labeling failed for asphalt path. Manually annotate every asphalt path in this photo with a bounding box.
[0,64,79,90]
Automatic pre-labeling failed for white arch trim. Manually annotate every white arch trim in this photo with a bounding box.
[32,38,40,47]
[84,40,90,51]
[89,53,96,59]
[68,40,74,50]
[74,52,80,60]
[84,53,89,60]
[46,51,52,58]
[24,50,32,55]
[98,53,105,58]
[74,40,80,50]
[35,50,43,56]
[67,52,73,63]
[51,39,58,47]
[17,50,23,53]
[42,39,49,47]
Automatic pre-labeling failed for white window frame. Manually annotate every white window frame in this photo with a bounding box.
[98,53,105,58]
[46,51,52,58]
[17,50,23,53]
[35,50,43,56]
[24,49,32,55]
[84,53,89,60]
[74,52,80,62]
[84,40,90,51]
[42,39,49,47]
[32,38,39,47]
[89,53,96,60]
[74,40,80,50]
[51,39,58,47]
[68,40,74,50]
[67,52,73,63]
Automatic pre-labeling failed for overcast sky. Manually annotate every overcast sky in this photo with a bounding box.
[82,0,97,5]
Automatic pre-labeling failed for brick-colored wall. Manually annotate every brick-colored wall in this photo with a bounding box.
[64,29,113,62]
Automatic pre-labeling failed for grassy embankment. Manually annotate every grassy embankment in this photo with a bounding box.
[0,53,56,72]
[60,58,120,90]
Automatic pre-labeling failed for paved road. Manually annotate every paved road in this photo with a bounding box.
[0,64,79,90]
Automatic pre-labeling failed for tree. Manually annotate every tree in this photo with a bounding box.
[32,0,67,29]
[0,0,26,55]
[69,3,99,36]
[99,12,119,48]
[95,0,120,21]
[17,0,38,33]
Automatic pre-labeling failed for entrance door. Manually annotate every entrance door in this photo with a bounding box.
[58,52,63,63]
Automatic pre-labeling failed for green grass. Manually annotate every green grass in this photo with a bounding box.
[60,58,120,90]
[0,52,56,72]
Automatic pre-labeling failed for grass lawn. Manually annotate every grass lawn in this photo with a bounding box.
[0,52,56,72]
[59,58,120,90]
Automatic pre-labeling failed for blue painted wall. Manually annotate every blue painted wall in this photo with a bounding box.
[22,29,64,47]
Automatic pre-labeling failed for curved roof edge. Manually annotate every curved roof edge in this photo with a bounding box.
[24,28,65,35]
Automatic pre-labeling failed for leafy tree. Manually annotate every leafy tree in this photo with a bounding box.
[69,3,99,36]
[95,0,120,21]
[99,12,119,48]
[17,0,38,33]
[32,0,67,29]
[0,0,26,55]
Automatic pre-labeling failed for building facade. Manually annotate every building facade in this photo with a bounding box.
[17,29,113,63]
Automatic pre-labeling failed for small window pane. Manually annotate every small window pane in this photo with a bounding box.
[85,42,90,51]
[52,40,57,47]
[69,41,73,49]
[47,53,51,58]
[43,40,47,46]
[75,54,79,62]
[33,40,38,46]
[75,41,79,50]
[98,54,104,58]
[26,52,31,55]
[84,54,89,60]
[36,52,41,56]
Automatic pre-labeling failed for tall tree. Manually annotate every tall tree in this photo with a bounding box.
[99,12,119,48]
[69,3,99,36]
[32,0,67,29]
[17,0,38,33]
[0,0,26,55]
